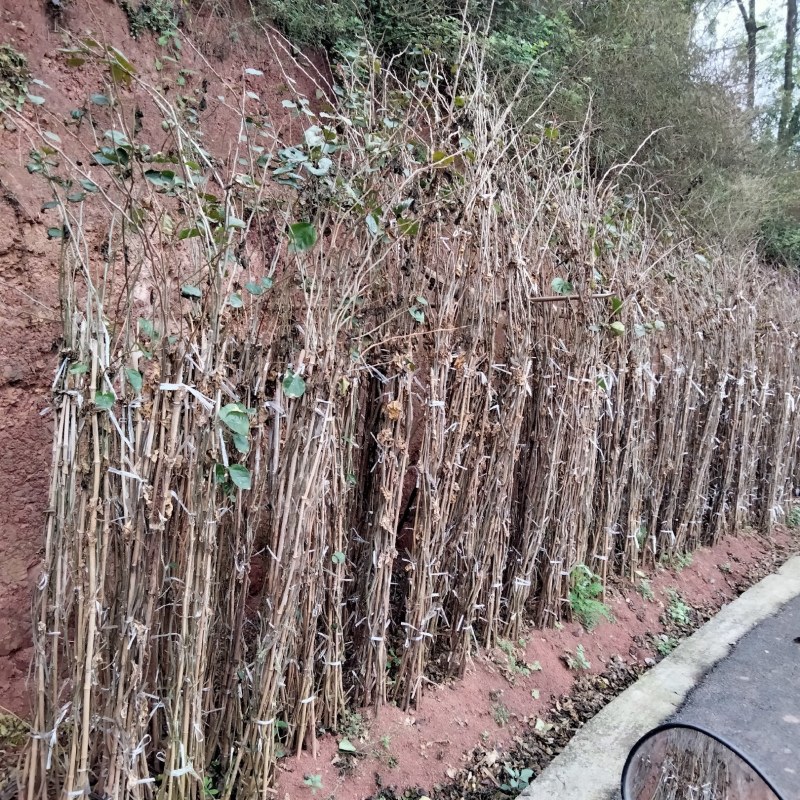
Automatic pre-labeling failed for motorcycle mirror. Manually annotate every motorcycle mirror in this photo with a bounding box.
[621,723,784,800]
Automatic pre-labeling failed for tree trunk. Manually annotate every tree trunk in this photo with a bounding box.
[734,0,759,110]
[779,0,798,142]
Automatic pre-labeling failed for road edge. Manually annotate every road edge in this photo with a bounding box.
[519,554,800,800]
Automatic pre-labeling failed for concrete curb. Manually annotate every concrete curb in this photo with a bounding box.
[519,554,800,800]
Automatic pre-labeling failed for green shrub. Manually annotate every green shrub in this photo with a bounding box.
[760,215,800,270]
[0,44,30,113]
[568,565,614,631]
[254,0,365,49]
[121,0,181,47]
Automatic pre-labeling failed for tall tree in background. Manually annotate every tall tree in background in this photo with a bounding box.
[734,0,766,108]
[779,0,798,142]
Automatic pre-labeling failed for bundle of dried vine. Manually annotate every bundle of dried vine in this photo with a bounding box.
[17,29,799,800]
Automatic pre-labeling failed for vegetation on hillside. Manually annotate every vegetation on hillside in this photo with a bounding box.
[10,12,799,796]
[245,0,800,268]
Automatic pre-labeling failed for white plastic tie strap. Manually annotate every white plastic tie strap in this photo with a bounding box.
[159,383,214,412]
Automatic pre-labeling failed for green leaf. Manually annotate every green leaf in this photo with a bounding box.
[244,281,264,296]
[431,149,455,166]
[228,464,252,490]
[226,216,246,229]
[338,738,356,753]
[229,292,243,308]
[365,213,380,237]
[232,432,250,454]
[178,227,201,240]
[69,362,88,375]
[609,321,625,336]
[409,306,425,323]
[610,296,623,315]
[90,93,110,106]
[181,284,202,299]
[245,67,264,76]
[551,277,574,296]
[66,192,86,203]
[287,221,317,253]
[332,550,345,565]
[397,217,420,236]
[219,403,250,436]
[95,391,115,410]
[144,169,180,189]
[125,367,143,393]
[138,318,157,339]
[26,94,46,105]
[282,370,306,399]
[41,200,59,210]
[47,227,64,239]
[43,131,61,144]
[261,276,274,289]
[108,46,136,86]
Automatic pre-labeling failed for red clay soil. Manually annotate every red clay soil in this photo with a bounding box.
[273,528,796,800]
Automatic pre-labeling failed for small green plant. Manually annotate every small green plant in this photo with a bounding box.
[569,565,614,630]
[497,638,541,680]
[661,551,693,571]
[338,708,367,740]
[202,776,219,798]
[565,644,591,671]
[500,764,534,793]
[637,578,655,602]
[121,0,182,51]
[303,774,323,794]
[655,634,678,656]
[667,590,692,626]
[0,44,30,113]
[493,702,510,727]
[787,506,800,528]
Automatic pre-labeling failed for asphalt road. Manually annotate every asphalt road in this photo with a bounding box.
[673,593,800,798]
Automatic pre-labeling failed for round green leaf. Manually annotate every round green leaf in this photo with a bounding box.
[282,370,306,399]
[95,391,115,410]
[551,277,574,296]
[338,737,356,752]
[219,403,250,436]
[125,367,143,393]
[232,432,250,454]
[228,464,252,490]
[332,551,345,565]
[287,222,317,253]
[408,306,425,323]
[609,321,626,336]
[181,284,202,299]
[229,292,243,308]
